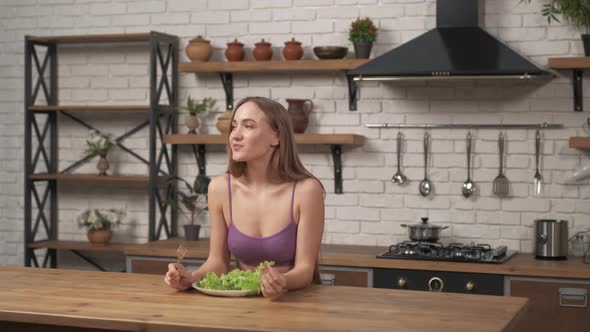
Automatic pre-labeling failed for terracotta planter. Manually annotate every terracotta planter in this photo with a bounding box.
[283,37,303,60]
[87,229,113,245]
[253,39,273,61]
[185,35,212,62]
[96,156,109,176]
[184,115,200,134]
[216,112,232,134]
[286,98,313,133]
[225,39,245,62]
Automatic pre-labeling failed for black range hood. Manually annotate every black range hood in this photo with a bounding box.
[348,0,552,81]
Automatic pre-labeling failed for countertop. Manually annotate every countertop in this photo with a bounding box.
[0,266,527,332]
[125,239,590,279]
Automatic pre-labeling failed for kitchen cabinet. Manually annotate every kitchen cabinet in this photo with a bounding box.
[318,265,373,287]
[506,276,590,332]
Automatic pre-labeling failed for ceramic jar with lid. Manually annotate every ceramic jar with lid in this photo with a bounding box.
[253,39,273,61]
[225,39,245,62]
[185,35,212,62]
[283,37,303,60]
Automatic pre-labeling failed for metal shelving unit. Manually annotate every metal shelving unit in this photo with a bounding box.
[24,32,179,269]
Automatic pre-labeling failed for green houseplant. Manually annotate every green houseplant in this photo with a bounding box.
[77,209,125,245]
[524,0,590,55]
[349,17,378,59]
[84,130,115,176]
[180,96,214,134]
[168,174,211,240]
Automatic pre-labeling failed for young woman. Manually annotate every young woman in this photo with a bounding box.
[164,96,325,298]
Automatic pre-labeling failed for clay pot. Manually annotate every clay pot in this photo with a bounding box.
[225,39,245,62]
[185,35,212,62]
[87,229,113,245]
[96,156,109,176]
[216,112,232,134]
[184,115,200,134]
[283,37,303,60]
[253,39,273,61]
[286,99,313,133]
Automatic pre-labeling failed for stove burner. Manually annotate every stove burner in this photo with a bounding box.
[377,241,516,264]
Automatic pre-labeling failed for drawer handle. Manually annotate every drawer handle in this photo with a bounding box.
[397,277,407,288]
[465,281,475,292]
[320,273,335,286]
[559,288,588,308]
[428,277,444,292]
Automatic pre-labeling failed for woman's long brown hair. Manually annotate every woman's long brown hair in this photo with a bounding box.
[226,96,324,285]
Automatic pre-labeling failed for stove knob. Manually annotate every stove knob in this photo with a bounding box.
[397,277,407,288]
[465,281,475,292]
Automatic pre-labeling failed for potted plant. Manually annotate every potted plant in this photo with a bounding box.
[180,96,214,134]
[523,0,590,55]
[84,130,115,176]
[77,209,125,245]
[349,17,378,59]
[168,174,211,241]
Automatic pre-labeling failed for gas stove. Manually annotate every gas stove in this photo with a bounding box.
[376,241,517,264]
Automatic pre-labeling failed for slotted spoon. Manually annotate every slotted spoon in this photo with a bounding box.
[492,131,509,197]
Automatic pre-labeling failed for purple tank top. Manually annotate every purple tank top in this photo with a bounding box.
[227,174,298,267]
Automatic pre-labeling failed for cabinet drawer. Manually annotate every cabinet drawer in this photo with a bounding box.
[319,266,372,287]
[508,277,590,332]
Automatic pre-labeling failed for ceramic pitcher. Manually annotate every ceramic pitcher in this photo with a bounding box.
[286,99,313,133]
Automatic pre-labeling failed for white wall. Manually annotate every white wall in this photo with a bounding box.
[1,0,589,267]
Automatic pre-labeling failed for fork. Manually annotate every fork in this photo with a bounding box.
[176,242,188,269]
[533,130,543,196]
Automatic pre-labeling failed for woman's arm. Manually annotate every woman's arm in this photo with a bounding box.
[165,175,231,290]
[189,175,232,282]
[280,177,325,290]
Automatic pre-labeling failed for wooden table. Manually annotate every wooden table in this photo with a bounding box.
[0,266,527,332]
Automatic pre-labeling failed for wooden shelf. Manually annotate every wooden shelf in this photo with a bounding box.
[179,59,369,73]
[27,33,151,44]
[29,240,131,253]
[29,174,153,183]
[569,136,590,149]
[179,59,368,111]
[163,133,365,145]
[548,57,590,69]
[29,105,150,112]
[547,57,588,111]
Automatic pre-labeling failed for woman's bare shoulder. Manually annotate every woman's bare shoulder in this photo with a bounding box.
[208,174,229,197]
[297,177,324,197]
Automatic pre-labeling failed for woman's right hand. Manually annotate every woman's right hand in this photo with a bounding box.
[164,263,194,291]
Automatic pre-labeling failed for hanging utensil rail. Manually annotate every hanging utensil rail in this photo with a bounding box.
[364,122,563,129]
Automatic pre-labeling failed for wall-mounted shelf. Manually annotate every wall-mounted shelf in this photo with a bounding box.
[179,59,368,111]
[163,133,366,194]
[28,105,151,112]
[569,136,590,149]
[548,57,590,112]
[28,174,159,183]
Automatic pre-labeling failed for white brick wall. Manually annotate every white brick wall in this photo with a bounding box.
[1,0,590,267]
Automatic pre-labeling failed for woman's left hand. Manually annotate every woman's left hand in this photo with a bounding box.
[261,266,287,298]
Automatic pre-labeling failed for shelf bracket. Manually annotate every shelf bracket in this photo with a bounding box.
[192,144,206,175]
[330,145,343,194]
[346,73,358,111]
[574,69,583,112]
[220,73,234,111]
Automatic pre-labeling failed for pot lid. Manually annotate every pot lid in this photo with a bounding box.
[190,35,210,44]
[406,217,445,229]
[285,37,301,45]
[255,39,271,46]
[227,38,243,46]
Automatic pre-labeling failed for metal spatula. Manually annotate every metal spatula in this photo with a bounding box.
[533,130,543,196]
[492,132,509,197]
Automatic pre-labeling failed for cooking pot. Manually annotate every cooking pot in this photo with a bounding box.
[401,217,448,242]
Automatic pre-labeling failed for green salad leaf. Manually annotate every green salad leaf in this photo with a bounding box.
[198,261,275,294]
